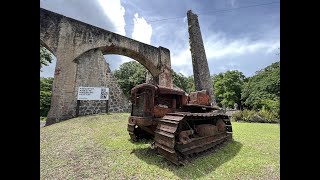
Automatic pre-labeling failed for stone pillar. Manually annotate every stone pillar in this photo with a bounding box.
[46,58,77,124]
[157,47,173,88]
[73,49,109,116]
[187,10,216,105]
[46,22,78,124]
[145,71,156,84]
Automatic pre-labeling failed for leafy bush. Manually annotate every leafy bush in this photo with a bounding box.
[40,90,52,117]
[40,77,54,117]
[231,109,279,123]
[241,109,256,122]
[241,61,280,110]
[231,111,243,122]
[257,108,279,123]
[261,98,280,119]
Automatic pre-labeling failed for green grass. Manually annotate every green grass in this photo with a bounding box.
[40,117,47,121]
[40,113,280,179]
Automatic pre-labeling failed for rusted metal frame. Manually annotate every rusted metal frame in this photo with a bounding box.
[182,137,226,156]
[156,121,178,134]
[157,147,180,165]
[139,125,155,136]
[176,133,227,153]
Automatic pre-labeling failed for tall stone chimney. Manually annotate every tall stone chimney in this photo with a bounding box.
[187,10,216,105]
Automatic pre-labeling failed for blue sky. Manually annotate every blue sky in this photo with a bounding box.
[40,0,280,78]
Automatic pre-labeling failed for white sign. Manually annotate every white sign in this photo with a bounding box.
[77,87,109,100]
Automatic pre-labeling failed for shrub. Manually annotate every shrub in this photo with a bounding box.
[261,98,280,119]
[241,109,256,122]
[257,108,279,123]
[231,109,279,123]
[231,111,243,122]
[40,91,52,117]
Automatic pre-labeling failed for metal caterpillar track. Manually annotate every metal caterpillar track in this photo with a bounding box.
[154,112,233,165]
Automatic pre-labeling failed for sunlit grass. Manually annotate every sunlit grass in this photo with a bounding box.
[40,113,280,179]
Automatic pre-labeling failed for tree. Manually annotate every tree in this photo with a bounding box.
[114,61,195,97]
[114,61,147,98]
[171,70,189,92]
[241,61,280,112]
[40,77,54,117]
[213,70,245,108]
[40,77,54,92]
[186,75,196,94]
[40,44,53,71]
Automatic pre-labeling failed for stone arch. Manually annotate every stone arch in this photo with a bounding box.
[72,46,158,117]
[40,8,172,124]
[73,48,132,116]
[74,45,160,78]
[40,39,56,57]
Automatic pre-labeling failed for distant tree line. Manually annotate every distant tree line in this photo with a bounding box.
[114,60,280,122]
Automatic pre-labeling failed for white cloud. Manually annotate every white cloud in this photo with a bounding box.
[172,49,192,66]
[183,16,188,23]
[97,0,126,36]
[132,13,152,44]
[170,31,279,76]
[172,31,279,65]
[204,32,279,60]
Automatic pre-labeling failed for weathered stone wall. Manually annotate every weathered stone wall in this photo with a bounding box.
[74,49,130,116]
[74,49,108,116]
[105,72,131,112]
[187,10,216,105]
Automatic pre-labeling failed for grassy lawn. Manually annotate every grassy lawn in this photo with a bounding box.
[40,113,280,179]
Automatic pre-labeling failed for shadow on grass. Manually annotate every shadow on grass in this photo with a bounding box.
[132,140,242,179]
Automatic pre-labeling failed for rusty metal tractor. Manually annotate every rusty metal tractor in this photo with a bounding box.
[127,83,233,165]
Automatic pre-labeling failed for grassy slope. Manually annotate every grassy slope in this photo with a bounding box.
[40,113,279,180]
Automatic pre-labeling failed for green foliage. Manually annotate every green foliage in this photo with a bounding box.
[40,44,53,71]
[40,117,47,121]
[213,70,245,108]
[241,109,256,122]
[171,70,188,91]
[114,61,195,97]
[40,77,54,92]
[261,98,280,119]
[113,61,147,98]
[241,61,280,111]
[231,109,279,123]
[257,108,278,123]
[40,90,52,117]
[40,77,54,117]
[231,111,243,122]
[186,75,196,93]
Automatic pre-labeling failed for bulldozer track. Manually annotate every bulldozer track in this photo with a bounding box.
[154,112,233,165]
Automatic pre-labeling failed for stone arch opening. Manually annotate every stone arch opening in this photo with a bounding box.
[40,40,57,76]
[40,41,58,120]
[72,45,159,117]
[104,54,152,95]
[73,45,161,79]
[40,39,55,57]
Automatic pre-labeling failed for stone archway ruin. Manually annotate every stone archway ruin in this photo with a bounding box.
[40,8,172,124]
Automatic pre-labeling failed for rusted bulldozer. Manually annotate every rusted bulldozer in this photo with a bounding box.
[127,83,233,165]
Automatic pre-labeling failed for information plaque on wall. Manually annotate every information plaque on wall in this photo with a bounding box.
[77,87,109,100]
